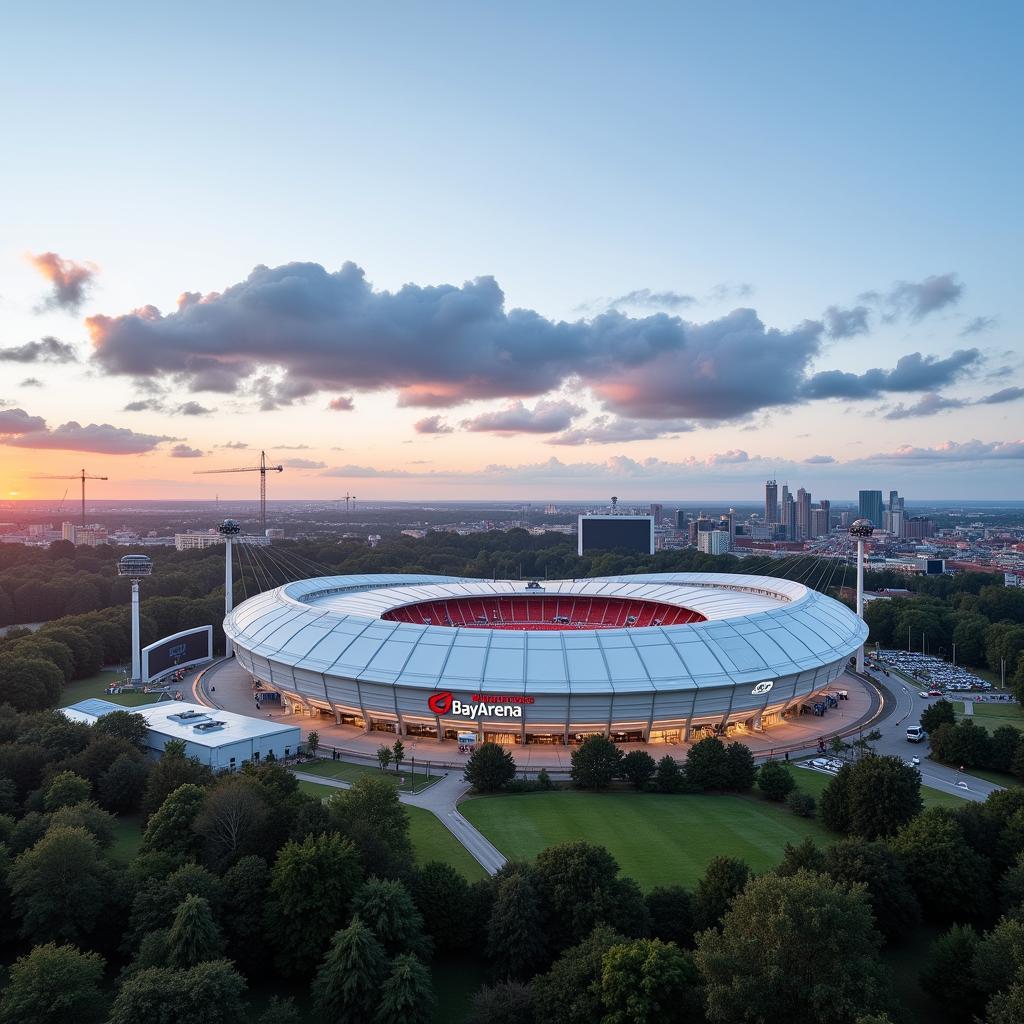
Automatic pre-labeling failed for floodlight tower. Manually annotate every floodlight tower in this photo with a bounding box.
[219,519,242,657]
[849,518,875,673]
[117,555,153,682]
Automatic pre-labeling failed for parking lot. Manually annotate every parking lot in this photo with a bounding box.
[875,650,993,692]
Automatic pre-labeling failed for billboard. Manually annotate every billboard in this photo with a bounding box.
[142,625,214,682]
[577,515,654,556]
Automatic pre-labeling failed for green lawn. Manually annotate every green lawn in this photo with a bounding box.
[300,757,441,793]
[407,805,487,882]
[61,670,160,708]
[792,763,968,809]
[109,814,144,864]
[967,702,1024,734]
[964,766,1021,788]
[461,790,834,889]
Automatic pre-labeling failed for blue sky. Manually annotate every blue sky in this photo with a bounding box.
[1,1,1021,499]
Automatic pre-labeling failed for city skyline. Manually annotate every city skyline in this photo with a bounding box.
[2,3,1022,501]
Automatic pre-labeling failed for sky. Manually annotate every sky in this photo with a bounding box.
[1,1,1022,502]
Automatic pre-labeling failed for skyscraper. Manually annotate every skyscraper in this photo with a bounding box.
[796,488,812,540]
[780,486,795,541]
[765,480,778,525]
[858,490,884,527]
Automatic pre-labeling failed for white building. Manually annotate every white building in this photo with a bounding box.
[698,529,730,555]
[61,699,301,771]
[175,531,225,551]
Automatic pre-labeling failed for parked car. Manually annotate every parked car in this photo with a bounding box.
[918,691,930,698]
[928,689,943,697]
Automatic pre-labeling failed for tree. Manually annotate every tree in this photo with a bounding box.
[9,826,109,945]
[919,924,983,1024]
[986,976,1024,1024]
[757,761,795,802]
[413,861,471,952]
[645,885,696,947]
[891,809,991,922]
[824,839,920,942]
[141,742,212,820]
[125,862,224,950]
[696,870,890,1024]
[353,876,430,958]
[990,726,1023,774]
[532,925,624,1024]
[694,855,750,931]
[464,742,516,792]
[256,997,301,1024]
[776,837,827,877]
[109,960,247,1024]
[724,742,757,792]
[685,736,730,790]
[307,730,320,757]
[787,790,816,817]
[920,699,957,734]
[619,749,656,790]
[601,938,703,1024]
[1000,851,1024,915]
[952,614,991,668]
[141,783,206,859]
[93,710,149,748]
[467,980,535,1024]
[220,855,270,971]
[377,745,393,772]
[821,763,853,832]
[930,720,993,768]
[972,917,1024,998]
[0,657,63,711]
[570,735,624,790]
[97,753,148,812]
[311,916,389,1020]
[487,869,548,978]
[192,776,270,869]
[375,952,434,1024]
[43,771,91,811]
[47,800,117,848]
[0,942,106,1024]
[166,894,225,967]
[654,755,684,793]
[328,774,414,878]
[265,832,363,976]
[392,738,406,771]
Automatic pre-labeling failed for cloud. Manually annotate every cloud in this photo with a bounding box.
[28,252,97,312]
[803,454,836,464]
[19,377,44,388]
[884,392,967,420]
[863,439,1024,463]
[124,399,161,412]
[218,441,249,449]
[414,415,453,434]
[281,458,326,469]
[607,289,696,310]
[802,348,981,400]
[0,336,78,363]
[823,305,870,339]
[979,386,1024,405]
[547,415,693,446]
[276,444,311,450]
[322,464,414,478]
[176,401,213,416]
[328,395,354,411]
[860,272,963,322]
[0,408,48,435]
[3,418,173,454]
[706,282,754,303]
[461,398,584,434]
[961,315,997,336]
[170,443,204,458]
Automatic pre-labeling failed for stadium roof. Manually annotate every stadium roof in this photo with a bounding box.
[225,573,867,694]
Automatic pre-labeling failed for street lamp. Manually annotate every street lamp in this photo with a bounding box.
[219,519,242,657]
[849,519,874,673]
[117,554,153,683]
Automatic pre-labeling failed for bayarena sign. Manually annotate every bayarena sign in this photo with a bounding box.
[427,691,535,720]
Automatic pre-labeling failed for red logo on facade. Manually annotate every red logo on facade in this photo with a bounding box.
[428,691,453,715]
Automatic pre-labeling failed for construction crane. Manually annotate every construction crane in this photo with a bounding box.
[340,492,357,514]
[32,469,108,525]
[194,450,283,534]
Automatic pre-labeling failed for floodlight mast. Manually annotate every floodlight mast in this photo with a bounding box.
[849,519,874,672]
[219,519,242,657]
[117,555,153,682]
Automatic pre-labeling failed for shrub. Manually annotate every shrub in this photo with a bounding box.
[786,790,816,818]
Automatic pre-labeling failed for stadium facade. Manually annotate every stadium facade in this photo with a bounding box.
[224,573,867,745]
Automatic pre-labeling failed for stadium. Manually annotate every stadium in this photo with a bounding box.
[223,572,868,746]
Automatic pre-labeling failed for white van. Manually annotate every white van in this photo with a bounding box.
[906,725,927,743]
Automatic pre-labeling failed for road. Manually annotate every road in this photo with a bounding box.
[862,666,1003,803]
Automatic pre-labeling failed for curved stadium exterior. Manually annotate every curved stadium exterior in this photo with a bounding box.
[224,573,867,745]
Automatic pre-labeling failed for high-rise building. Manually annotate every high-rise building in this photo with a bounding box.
[810,507,829,538]
[675,509,688,531]
[780,486,795,541]
[796,488,812,540]
[649,503,663,524]
[819,499,831,529]
[858,490,884,527]
[698,529,730,555]
[764,480,778,525]
[904,516,935,540]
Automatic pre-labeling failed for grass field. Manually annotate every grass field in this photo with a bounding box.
[407,805,487,882]
[966,702,1024,734]
[461,790,835,889]
[61,670,162,708]
[299,757,441,793]
[108,814,144,864]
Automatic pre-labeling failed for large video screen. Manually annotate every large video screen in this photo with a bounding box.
[143,627,213,680]
[580,517,653,554]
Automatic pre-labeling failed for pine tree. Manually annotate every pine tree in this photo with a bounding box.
[311,916,388,1019]
[166,894,225,967]
[374,953,434,1024]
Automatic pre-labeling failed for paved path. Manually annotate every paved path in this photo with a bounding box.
[294,765,508,876]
